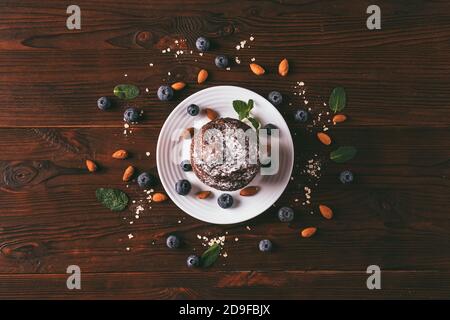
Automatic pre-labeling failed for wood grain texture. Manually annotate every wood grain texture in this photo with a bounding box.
[0,0,449,299]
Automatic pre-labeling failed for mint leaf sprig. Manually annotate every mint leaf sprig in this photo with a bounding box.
[232,99,260,129]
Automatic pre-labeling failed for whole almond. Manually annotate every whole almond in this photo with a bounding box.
[301,227,317,238]
[332,114,347,123]
[250,63,265,76]
[197,69,208,84]
[205,108,218,121]
[171,82,186,91]
[317,132,332,145]
[112,149,128,159]
[196,191,212,199]
[152,192,168,203]
[278,58,289,76]
[122,165,135,182]
[319,204,333,220]
[181,127,195,139]
[85,160,97,172]
[240,186,259,196]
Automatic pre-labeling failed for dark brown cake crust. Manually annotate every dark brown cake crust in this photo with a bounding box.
[191,117,259,191]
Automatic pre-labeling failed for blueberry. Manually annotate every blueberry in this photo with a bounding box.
[340,170,354,184]
[217,193,233,209]
[214,55,229,69]
[278,207,294,222]
[294,109,308,122]
[261,160,271,168]
[137,172,157,188]
[259,239,273,252]
[180,160,192,172]
[175,179,191,195]
[157,85,174,101]
[187,104,200,116]
[123,107,140,123]
[186,255,200,268]
[262,123,278,136]
[97,96,111,110]
[166,235,180,249]
[195,37,210,52]
[268,91,283,106]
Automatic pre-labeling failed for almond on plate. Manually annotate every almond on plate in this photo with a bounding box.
[319,205,333,220]
[332,114,347,123]
[196,191,211,199]
[171,82,186,91]
[181,127,195,139]
[240,186,259,196]
[112,149,129,159]
[152,192,168,203]
[301,227,317,238]
[122,166,135,182]
[205,108,218,120]
[278,58,289,76]
[197,69,208,84]
[317,132,332,145]
[249,63,265,75]
[85,160,98,172]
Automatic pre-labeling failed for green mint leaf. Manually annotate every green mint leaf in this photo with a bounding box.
[200,243,221,268]
[233,100,250,120]
[247,99,254,112]
[96,188,129,211]
[330,146,357,163]
[113,84,140,100]
[247,116,260,129]
[329,87,346,113]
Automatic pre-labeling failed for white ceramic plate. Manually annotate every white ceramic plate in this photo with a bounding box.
[156,86,294,224]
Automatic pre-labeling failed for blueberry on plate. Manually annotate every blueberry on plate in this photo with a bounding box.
[268,91,283,106]
[262,123,278,136]
[180,160,192,172]
[261,160,271,168]
[97,96,111,110]
[137,172,157,188]
[195,37,210,52]
[214,55,229,69]
[187,104,200,116]
[123,107,140,123]
[340,170,354,184]
[166,235,180,249]
[278,207,294,222]
[186,254,200,268]
[294,109,308,122]
[175,179,191,195]
[259,239,273,252]
[157,85,174,101]
[218,193,233,209]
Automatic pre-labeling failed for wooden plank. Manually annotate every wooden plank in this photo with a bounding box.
[0,271,449,299]
[1,49,450,127]
[1,1,450,50]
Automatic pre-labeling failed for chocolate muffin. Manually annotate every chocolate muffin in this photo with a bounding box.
[191,117,259,191]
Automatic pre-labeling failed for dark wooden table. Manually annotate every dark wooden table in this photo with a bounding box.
[0,0,449,299]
